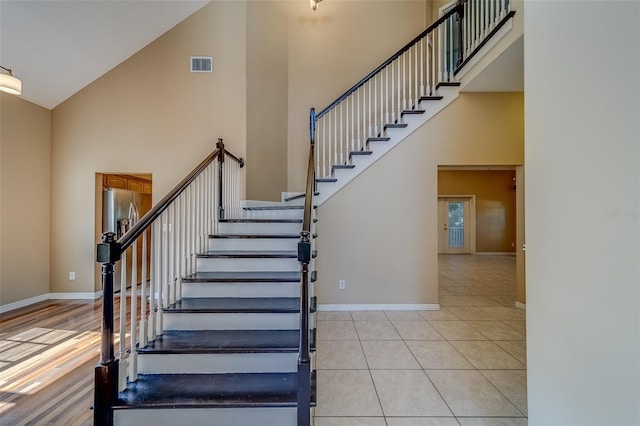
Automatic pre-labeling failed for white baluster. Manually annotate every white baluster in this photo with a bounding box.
[175,197,182,303]
[322,118,327,176]
[356,89,361,151]
[420,39,425,98]
[129,237,138,382]
[118,252,128,391]
[139,228,148,347]
[336,107,340,167]
[339,102,344,165]
[149,222,158,340]
[449,18,454,81]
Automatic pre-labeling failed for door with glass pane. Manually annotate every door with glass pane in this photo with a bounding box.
[438,198,471,254]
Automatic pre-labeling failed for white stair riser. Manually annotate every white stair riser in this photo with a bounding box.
[210,238,298,251]
[241,209,303,220]
[114,407,298,426]
[163,312,300,330]
[218,222,302,234]
[182,282,300,298]
[196,257,300,272]
[137,352,298,374]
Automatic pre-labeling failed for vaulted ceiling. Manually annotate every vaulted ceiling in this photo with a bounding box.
[0,0,210,109]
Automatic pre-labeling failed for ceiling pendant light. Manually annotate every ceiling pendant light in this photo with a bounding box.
[0,66,22,96]
[310,0,323,11]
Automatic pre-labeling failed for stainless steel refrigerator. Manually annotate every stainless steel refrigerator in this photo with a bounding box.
[102,188,152,291]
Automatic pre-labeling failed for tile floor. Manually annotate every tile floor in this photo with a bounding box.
[314,255,527,426]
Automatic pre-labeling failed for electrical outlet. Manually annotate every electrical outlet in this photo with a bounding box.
[338,279,346,289]
[69,272,76,281]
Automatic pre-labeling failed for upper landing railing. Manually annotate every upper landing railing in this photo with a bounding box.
[311,0,515,179]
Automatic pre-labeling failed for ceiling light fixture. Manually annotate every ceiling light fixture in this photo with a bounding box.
[0,65,22,96]
[310,0,323,11]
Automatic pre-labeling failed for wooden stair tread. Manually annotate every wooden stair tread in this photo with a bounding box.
[138,330,301,354]
[350,150,372,157]
[367,137,390,142]
[316,178,337,183]
[219,218,302,223]
[419,95,444,101]
[401,109,425,115]
[384,123,408,129]
[165,297,300,313]
[198,250,298,259]
[115,372,316,408]
[243,205,304,211]
[182,271,308,283]
[211,233,316,239]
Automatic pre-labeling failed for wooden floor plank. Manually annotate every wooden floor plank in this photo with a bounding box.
[0,298,138,425]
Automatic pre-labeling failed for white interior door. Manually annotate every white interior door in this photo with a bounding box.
[438,198,471,254]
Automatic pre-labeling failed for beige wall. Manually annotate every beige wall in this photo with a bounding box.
[287,0,429,191]
[0,93,51,305]
[246,1,289,201]
[316,92,523,305]
[526,1,639,423]
[438,170,517,253]
[50,1,247,293]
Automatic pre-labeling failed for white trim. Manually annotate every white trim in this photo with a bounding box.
[0,293,49,314]
[49,291,103,300]
[318,304,440,311]
[0,291,103,314]
[515,301,526,311]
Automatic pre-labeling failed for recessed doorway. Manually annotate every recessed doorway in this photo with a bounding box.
[438,197,473,254]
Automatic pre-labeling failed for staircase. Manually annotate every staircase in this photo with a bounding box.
[111,202,316,425]
[94,143,316,425]
[94,1,517,424]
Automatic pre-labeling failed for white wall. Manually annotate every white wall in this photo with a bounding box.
[525,1,640,424]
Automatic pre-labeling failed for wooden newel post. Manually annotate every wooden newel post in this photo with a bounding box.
[95,232,121,426]
[217,138,225,220]
[456,0,465,67]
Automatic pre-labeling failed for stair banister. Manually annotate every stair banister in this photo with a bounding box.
[95,140,244,426]
[310,0,514,183]
[315,4,463,121]
[296,107,317,426]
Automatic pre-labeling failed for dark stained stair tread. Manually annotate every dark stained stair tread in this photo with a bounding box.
[115,372,316,408]
[384,123,408,129]
[367,137,390,142]
[316,178,337,183]
[165,297,300,313]
[332,164,355,169]
[401,109,425,115]
[182,271,318,282]
[138,330,301,354]
[211,233,317,239]
[198,250,298,259]
[219,218,302,223]
[436,81,461,88]
[419,95,444,101]
[350,150,372,157]
[182,271,308,283]
[243,205,304,211]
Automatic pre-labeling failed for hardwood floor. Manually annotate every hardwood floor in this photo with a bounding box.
[0,298,116,425]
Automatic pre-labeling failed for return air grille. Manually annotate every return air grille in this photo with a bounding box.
[191,56,213,73]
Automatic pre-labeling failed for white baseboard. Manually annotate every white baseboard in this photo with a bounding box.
[515,301,526,311]
[0,291,103,314]
[0,293,49,314]
[49,291,103,300]
[318,304,440,311]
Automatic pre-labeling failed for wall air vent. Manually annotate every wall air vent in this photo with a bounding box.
[191,56,213,73]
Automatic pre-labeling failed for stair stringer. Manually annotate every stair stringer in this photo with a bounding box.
[315,85,460,206]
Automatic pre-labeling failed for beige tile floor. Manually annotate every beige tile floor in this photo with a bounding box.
[314,255,527,426]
